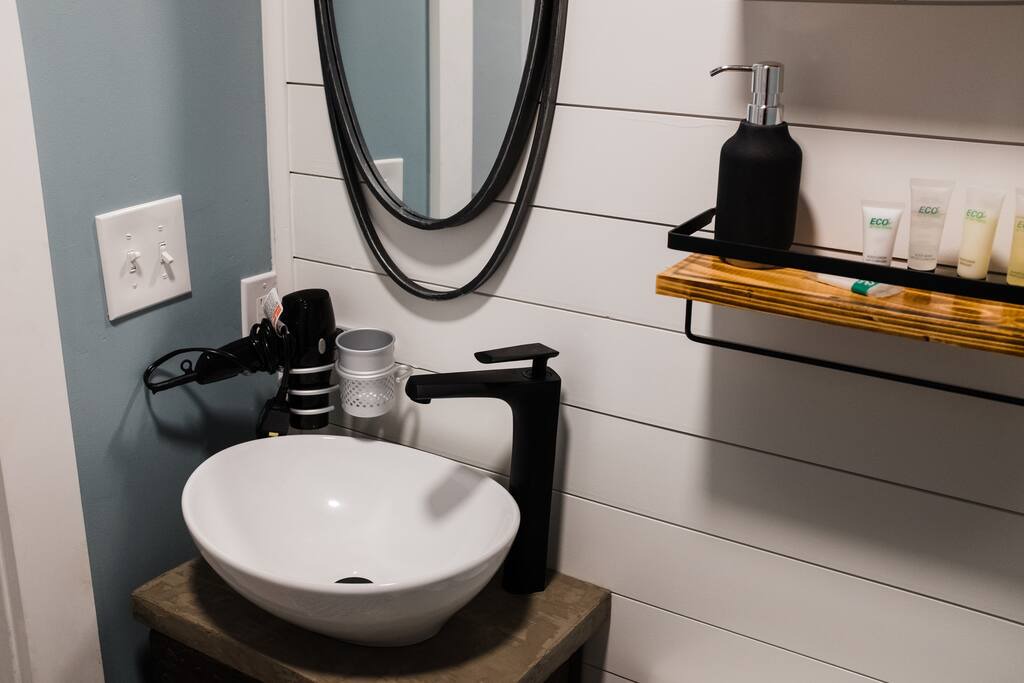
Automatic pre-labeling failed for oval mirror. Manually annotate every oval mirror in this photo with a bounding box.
[316,0,567,299]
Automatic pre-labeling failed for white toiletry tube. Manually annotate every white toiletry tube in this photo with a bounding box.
[907,178,955,271]
[861,201,905,266]
[1008,188,1024,287]
[815,273,902,298]
[957,187,1006,280]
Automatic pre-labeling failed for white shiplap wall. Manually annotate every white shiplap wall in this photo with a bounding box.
[270,1,1024,681]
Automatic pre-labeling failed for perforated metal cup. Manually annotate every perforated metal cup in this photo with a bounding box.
[335,328,395,374]
[337,363,412,418]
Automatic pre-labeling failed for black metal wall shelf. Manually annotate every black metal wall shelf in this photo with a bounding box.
[659,210,1024,406]
[670,208,1024,306]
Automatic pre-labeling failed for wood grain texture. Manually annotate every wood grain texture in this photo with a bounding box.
[657,254,1024,357]
[132,559,610,683]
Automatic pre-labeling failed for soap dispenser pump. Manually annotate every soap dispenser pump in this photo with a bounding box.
[711,62,802,254]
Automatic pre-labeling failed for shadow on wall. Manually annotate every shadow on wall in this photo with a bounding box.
[739,2,1022,138]
[700,303,1024,597]
[349,200,522,321]
[693,3,1024,598]
[736,1,1024,247]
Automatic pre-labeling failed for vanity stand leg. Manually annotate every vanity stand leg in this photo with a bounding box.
[147,631,257,683]
[567,648,584,682]
[546,647,584,683]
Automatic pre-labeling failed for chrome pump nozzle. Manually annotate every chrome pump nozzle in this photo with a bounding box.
[711,62,785,126]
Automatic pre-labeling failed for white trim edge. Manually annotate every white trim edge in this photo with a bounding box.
[264,0,296,294]
[0,0,104,680]
[429,0,475,217]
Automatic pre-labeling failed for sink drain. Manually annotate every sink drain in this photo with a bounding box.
[335,576,373,584]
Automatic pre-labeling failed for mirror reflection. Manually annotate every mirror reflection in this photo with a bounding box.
[335,0,533,218]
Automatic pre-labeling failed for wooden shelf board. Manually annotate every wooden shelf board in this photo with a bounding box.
[657,254,1024,358]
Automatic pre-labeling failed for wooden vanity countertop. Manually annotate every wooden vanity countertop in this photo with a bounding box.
[132,559,610,683]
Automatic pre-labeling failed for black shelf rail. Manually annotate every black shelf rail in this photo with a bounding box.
[667,208,1024,407]
[669,208,1024,306]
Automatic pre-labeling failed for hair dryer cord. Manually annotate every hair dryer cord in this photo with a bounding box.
[143,347,249,394]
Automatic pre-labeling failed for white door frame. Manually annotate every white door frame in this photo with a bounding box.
[261,0,295,294]
[0,0,104,680]
[428,0,474,218]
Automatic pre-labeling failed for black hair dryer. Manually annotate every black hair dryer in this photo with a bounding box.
[143,289,338,437]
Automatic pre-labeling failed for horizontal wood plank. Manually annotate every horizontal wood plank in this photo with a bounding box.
[533,106,1024,272]
[298,262,1024,667]
[553,494,1024,683]
[333,390,1024,627]
[658,254,1024,357]
[290,173,1024,407]
[560,0,1024,143]
[288,85,340,178]
[286,0,1024,142]
[288,88,1024,274]
[584,595,871,683]
[296,258,1024,516]
[280,6,1024,680]
[290,173,681,330]
[284,0,321,85]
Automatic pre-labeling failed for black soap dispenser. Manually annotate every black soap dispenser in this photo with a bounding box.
[711,62,802,254]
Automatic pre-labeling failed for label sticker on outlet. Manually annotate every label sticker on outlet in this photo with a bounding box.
[261,287,284,332]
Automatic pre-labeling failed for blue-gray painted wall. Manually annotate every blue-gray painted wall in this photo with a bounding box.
[15,2,273,680]
[335,0,430,214]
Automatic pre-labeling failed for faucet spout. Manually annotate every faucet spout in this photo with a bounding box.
[405,369,529,405]
[404,344,561,594]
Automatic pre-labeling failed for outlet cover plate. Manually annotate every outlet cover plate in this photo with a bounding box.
[95,195,191,321]
[374,158,403,200]
[240,271,277,336]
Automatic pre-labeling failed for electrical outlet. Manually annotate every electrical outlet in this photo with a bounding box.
[374,158,403,200]
[240,271,277,335]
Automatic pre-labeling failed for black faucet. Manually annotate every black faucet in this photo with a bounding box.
[405,343,561,594]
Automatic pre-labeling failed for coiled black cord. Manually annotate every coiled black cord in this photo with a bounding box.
[142,320,284,394]
[143,347,247,394]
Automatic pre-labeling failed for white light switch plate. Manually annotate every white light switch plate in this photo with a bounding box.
[95,195,191,321]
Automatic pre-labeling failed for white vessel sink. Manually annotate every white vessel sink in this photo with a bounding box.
[182,434,519,646]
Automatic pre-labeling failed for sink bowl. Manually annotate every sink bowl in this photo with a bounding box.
[182,434,519,646]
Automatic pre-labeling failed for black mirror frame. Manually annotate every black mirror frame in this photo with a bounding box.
[315,0,568,300]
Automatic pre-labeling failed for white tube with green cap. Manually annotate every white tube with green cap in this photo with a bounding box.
[861,201,905,266]
[815,273,901,298]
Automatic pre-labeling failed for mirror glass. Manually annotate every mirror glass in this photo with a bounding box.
[334,0,534,218]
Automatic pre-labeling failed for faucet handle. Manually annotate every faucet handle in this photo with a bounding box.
[475,343,559,379]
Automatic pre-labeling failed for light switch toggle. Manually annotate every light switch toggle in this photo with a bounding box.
[126,249,142,273]
[159,243,175,265]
